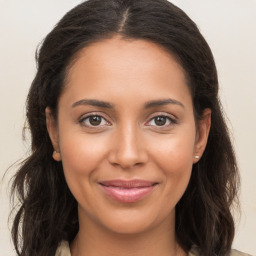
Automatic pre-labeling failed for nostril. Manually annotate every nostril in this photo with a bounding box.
[107,134,148,168]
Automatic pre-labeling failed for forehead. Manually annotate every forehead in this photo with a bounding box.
[67,37,185,80]
[62,36,192,107]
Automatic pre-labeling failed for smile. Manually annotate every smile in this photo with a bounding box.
[99,179,158,203]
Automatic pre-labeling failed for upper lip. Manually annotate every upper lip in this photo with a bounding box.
[99,179,158,188]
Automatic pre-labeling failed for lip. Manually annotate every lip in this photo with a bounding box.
[99,179,158,203]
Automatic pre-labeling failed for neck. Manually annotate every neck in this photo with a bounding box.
[71,211,186,256]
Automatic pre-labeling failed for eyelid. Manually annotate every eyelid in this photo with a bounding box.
[145,112,177,127]
[79,112,112,127]
[77,111,177,129]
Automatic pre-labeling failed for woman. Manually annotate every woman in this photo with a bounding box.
[11,0,250,255]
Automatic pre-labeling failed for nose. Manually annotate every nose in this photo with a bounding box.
[108,124,148,169]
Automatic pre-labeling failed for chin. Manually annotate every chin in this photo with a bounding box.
[103,220,156,235]
[93,206,174,236]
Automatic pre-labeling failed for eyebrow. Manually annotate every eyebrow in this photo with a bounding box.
[72,99,114,108]
[144,98,185,109]
[72,98,184,109]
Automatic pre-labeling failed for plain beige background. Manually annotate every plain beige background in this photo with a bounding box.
[0,0,255,255]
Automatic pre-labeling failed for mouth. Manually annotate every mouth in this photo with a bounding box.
[99,179,158,203]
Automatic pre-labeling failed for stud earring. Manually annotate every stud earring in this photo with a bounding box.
[52,150,61,161]
[195,155,200,159]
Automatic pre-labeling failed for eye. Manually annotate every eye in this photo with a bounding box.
[147,115,175,127]
[80,115,109,127]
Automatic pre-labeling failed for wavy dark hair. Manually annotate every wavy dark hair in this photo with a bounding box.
[11,0,239,255]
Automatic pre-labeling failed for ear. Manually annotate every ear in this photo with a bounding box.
[45,107,61,161]
[193,108,211,163]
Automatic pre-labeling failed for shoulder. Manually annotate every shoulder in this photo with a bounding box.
[189,247,254,256]
[55,241,71,256]
[229,250,254,256]
[55,242,254,256]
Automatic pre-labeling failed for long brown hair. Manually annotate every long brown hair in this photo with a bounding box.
[11,0,239,255]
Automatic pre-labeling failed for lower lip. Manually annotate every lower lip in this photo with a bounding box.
[100,185,156,203]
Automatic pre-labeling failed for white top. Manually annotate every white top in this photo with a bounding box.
[55,241,253,256]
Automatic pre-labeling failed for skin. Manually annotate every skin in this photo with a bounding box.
[46,36,211,256]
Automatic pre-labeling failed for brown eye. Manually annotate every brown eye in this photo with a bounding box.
[89,116,102,126]
[147,115,175,127]
[81,115,109,127]
[154,116,167,126]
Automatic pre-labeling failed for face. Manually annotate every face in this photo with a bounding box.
[46,36,210,235]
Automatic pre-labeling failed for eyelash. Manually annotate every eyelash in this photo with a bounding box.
[79,112,111,128]
[146,114,177,128]
[79,112,177,129]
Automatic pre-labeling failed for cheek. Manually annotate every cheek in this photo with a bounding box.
[58,130,111,199]
[148,130,195,198]
[60,132,108,173]
[58,131,113,211]
[150,131,195,173]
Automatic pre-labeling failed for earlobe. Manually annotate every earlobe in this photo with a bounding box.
[45,107,61,161]
[52,150,62,162]
[193,108,211,163]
